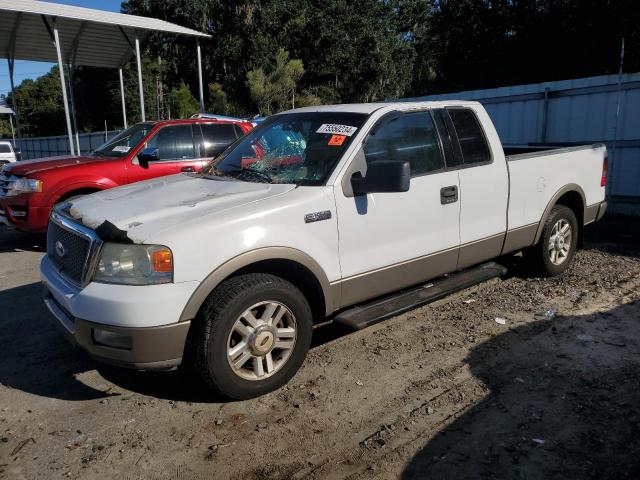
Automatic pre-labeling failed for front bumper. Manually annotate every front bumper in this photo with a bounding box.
[41,255,199,370]
[0,196,51,232]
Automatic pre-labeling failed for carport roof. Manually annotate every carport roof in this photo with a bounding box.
[0,0,210,69]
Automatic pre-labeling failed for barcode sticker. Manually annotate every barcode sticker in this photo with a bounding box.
[316,124,358,136]
[112,145,131,152]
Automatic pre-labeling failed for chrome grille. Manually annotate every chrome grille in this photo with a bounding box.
[46,208,103,287]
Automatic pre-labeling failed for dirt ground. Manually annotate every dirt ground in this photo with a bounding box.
[1,217,639,480]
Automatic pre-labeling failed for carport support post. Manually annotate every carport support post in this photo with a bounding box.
[67,64,81,154]
[135,36,145,122]
[196,39,204,112]
[119,68,128,129]
[53,22,76,156]
[7,58,23,150]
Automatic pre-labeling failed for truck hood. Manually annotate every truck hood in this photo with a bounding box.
[4,155,106,176]
[68,174,296,243]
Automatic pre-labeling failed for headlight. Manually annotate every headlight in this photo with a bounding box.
[94,243,173,285]
[7,178,43,195]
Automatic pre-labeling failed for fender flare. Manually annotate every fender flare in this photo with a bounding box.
[178,247,336,322]
[50,180,116,205]
[533,183,586,244]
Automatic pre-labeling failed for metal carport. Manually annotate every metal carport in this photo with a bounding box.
[0,0,210,156]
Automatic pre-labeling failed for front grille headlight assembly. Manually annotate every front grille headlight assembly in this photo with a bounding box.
[94,243,173,285]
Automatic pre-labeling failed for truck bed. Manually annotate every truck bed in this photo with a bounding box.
[504,143,607,232]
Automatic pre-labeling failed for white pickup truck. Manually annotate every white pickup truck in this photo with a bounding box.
[41,101,607,399]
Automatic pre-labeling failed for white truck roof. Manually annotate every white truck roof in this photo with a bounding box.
[283,100,481,115]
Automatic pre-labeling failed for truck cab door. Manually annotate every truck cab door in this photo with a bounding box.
[442,107,509,269]
[128,124,198,182]
[334,110,461,307]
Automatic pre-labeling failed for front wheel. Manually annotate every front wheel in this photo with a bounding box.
[523,205,578,276]
[189,273,313,400]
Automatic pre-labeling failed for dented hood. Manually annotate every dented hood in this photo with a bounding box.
[68,174,295,243]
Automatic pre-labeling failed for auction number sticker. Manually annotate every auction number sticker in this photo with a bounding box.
[316,124,358,136]
[112,145,131,152]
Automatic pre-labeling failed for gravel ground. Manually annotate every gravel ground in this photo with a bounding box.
[0,217,639,480]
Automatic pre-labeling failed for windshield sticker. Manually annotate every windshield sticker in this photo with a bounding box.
[316,124,358,136]
[112,145,131,152]
[328,134,347,146]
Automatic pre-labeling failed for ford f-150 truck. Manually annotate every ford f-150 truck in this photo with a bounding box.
[40,101,607,399]
[0,118,253,232]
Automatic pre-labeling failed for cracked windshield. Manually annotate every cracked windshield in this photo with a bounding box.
[203,112,367,185]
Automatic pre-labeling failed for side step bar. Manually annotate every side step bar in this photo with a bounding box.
[333,262,507,330]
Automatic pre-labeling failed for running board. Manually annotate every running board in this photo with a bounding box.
[333,262,507,330]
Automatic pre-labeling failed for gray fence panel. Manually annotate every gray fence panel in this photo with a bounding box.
[17,130,121,160]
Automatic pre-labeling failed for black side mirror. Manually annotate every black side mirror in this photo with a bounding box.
[351,160,410,195]
[14,148,21,161]
[137,147,159,169]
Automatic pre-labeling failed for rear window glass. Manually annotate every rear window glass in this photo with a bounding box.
[0,144,11,153]
[200,123,239,157]
[448,108,491,165]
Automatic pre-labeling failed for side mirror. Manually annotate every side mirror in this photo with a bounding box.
[14,148,21,161]
[351,160,410,195]
[137,147,159,169]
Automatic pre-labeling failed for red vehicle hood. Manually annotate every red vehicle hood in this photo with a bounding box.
[4,155,108,176]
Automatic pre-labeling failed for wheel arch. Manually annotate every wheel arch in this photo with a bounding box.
[534,184,586,245]
[179,247,337,323]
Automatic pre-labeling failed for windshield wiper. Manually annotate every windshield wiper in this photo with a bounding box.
[231,167,274,183]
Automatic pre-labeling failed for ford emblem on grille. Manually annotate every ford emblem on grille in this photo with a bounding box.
[55,240,66,258]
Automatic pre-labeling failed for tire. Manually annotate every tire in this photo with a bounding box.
[523,205,578,277]
[188,273,313,400]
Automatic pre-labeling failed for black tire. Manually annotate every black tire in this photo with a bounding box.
[188,273,313,400]
[523,205,578,277]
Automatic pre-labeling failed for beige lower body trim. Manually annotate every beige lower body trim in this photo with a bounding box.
[335,247,459,307]
[457,233,505,270]
[584,203,600,225]
[502,222,538,255]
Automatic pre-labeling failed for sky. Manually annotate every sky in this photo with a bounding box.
[0,0,123,97]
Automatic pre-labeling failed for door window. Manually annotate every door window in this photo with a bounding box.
[200,123,239,158]
[447,108,491,165]
[363,111,445,176]
[0,144,11,153]
[146,125,195,161]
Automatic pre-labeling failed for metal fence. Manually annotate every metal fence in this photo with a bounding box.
[16,130,122,160]
[405,72,640,215]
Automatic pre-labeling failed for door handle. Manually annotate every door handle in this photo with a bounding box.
[181,166,195,172]
[440,185,458,205]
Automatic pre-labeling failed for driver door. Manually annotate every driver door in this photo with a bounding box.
[128,124,197,183]
[334,110,461,307]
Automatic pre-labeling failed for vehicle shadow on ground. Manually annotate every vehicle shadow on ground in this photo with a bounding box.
[0,280,352,403]
[401,301,640,480]
[0,228,45,253]
[0,283,109,401]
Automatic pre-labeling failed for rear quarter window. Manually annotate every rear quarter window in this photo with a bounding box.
[447,108,491,165]
[0,144,12,153]
[201,124,239,157]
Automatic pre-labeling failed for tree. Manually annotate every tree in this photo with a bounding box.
[169,81,200,118]
[246,49,304,114]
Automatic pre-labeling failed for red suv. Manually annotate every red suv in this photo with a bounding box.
[0,118,253,233]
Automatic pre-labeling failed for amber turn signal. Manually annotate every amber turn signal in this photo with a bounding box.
[151,248,173,273]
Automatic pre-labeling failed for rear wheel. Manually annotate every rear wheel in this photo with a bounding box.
[189,273,313,400]
[524,205,578,276]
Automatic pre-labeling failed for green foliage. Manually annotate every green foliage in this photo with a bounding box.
[5,0,640,136]
[0,118,13,138]
[169,81,200,118]
[6,67,65,136]
[246,49,304,115]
